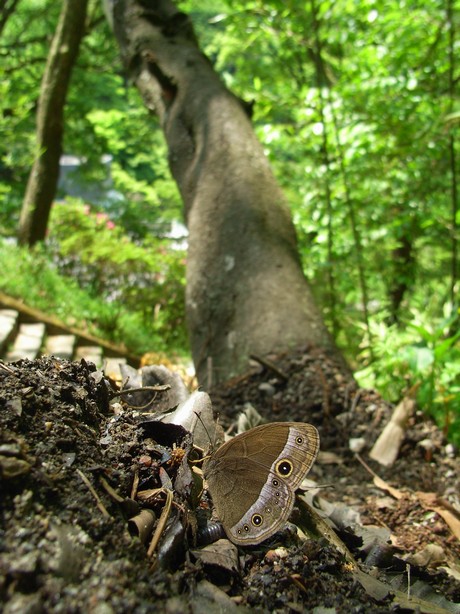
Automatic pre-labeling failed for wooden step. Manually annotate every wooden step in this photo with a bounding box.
[6,322,46,362]
[103,357,128,382]
[0,293,141,369]
[0,291,140,367]
[0,309,19,353]
[74,345,103,367]
[44,334,76,360]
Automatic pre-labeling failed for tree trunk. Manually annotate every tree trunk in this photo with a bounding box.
[110,0,341,385]
[17,0,88,247]
[388,228,415,324]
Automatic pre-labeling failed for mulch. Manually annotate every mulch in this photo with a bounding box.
[1,350,459,613]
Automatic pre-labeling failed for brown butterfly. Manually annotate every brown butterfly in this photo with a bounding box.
[203,422,319,545]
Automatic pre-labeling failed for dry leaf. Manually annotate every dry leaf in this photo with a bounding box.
[373,475,405,500]
[369,398,415,467]
[416,492,460,542]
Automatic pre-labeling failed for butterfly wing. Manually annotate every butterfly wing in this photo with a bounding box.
[203,422,319,545]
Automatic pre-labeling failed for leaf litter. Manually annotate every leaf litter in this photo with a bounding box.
[0,352,459,612]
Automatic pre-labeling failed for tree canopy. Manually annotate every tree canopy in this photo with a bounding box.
[0,0,458,437]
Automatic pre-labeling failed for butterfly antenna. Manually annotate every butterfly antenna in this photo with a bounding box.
[193,410,220,456]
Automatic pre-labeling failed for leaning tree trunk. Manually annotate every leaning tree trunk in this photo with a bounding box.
[18,0,88,247]
[110,0,340,385]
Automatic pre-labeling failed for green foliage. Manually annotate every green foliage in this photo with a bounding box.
[47,199,188,351]
[355,307,460,445]
[1,0,458,440]
[85,98,182,239]
[0,0,182,239]
[195,0,459,440]
[0,1,60,233]
[0,0,187,355]
[0,238,149,352]
[0,229,187,355]
[207,0,455,293]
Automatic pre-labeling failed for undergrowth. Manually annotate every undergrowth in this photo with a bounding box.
[0,236,186,357]
[355,308,460,446]
[1,197,458,445]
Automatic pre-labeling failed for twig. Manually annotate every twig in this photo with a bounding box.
[207,356,213,389]
[0,361,17,375]
[77,469,111,518]
[131,470,140,500]
[137,488,166,503]
[350,389,363,413]
[109,384,170,400]
[249,354,288,381]
[354,453,379,478]
[355,454,404,500]
[99,476,124,502]
[406,564,411,600]
[315,364,331,417]
[344,382,355,411]
[147,488,173,558]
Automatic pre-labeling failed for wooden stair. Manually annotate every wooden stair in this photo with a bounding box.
[0,292,140,381]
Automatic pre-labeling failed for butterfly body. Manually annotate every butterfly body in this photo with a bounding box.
[203,422,319,545]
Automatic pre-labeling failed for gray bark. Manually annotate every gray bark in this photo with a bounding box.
[111,0,340,385]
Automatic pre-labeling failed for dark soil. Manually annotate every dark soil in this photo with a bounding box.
[1,351,459,613]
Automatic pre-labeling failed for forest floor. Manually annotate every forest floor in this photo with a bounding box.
[1,350,459,613]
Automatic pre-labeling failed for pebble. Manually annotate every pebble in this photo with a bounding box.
[265,547,289,562]
[349,437,366,453]
[258,383,275,396]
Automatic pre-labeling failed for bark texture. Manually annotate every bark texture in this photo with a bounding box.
[18,0,88,246]
[112,0,339,385]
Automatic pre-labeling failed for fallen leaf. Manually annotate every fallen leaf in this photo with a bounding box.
[369,398,415,467]
[403,544,446,568]
[416,492,460,542]
[191,539,240,574]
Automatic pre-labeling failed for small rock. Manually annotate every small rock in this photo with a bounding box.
[111,402,123,415]
[0,443,21,456]
[265,547,289,563]
[90,604,115,614]
[138,454,152,467]
[349,437,366,453]
[258,382,275,396]
[191,539,239,574]
[6,397,22,416]
[0,455,32,479]
[192,580,241,612]
[418,438,435,451]
[4,593,43,614]
[62,452,76,467]
[10,551,40,575]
